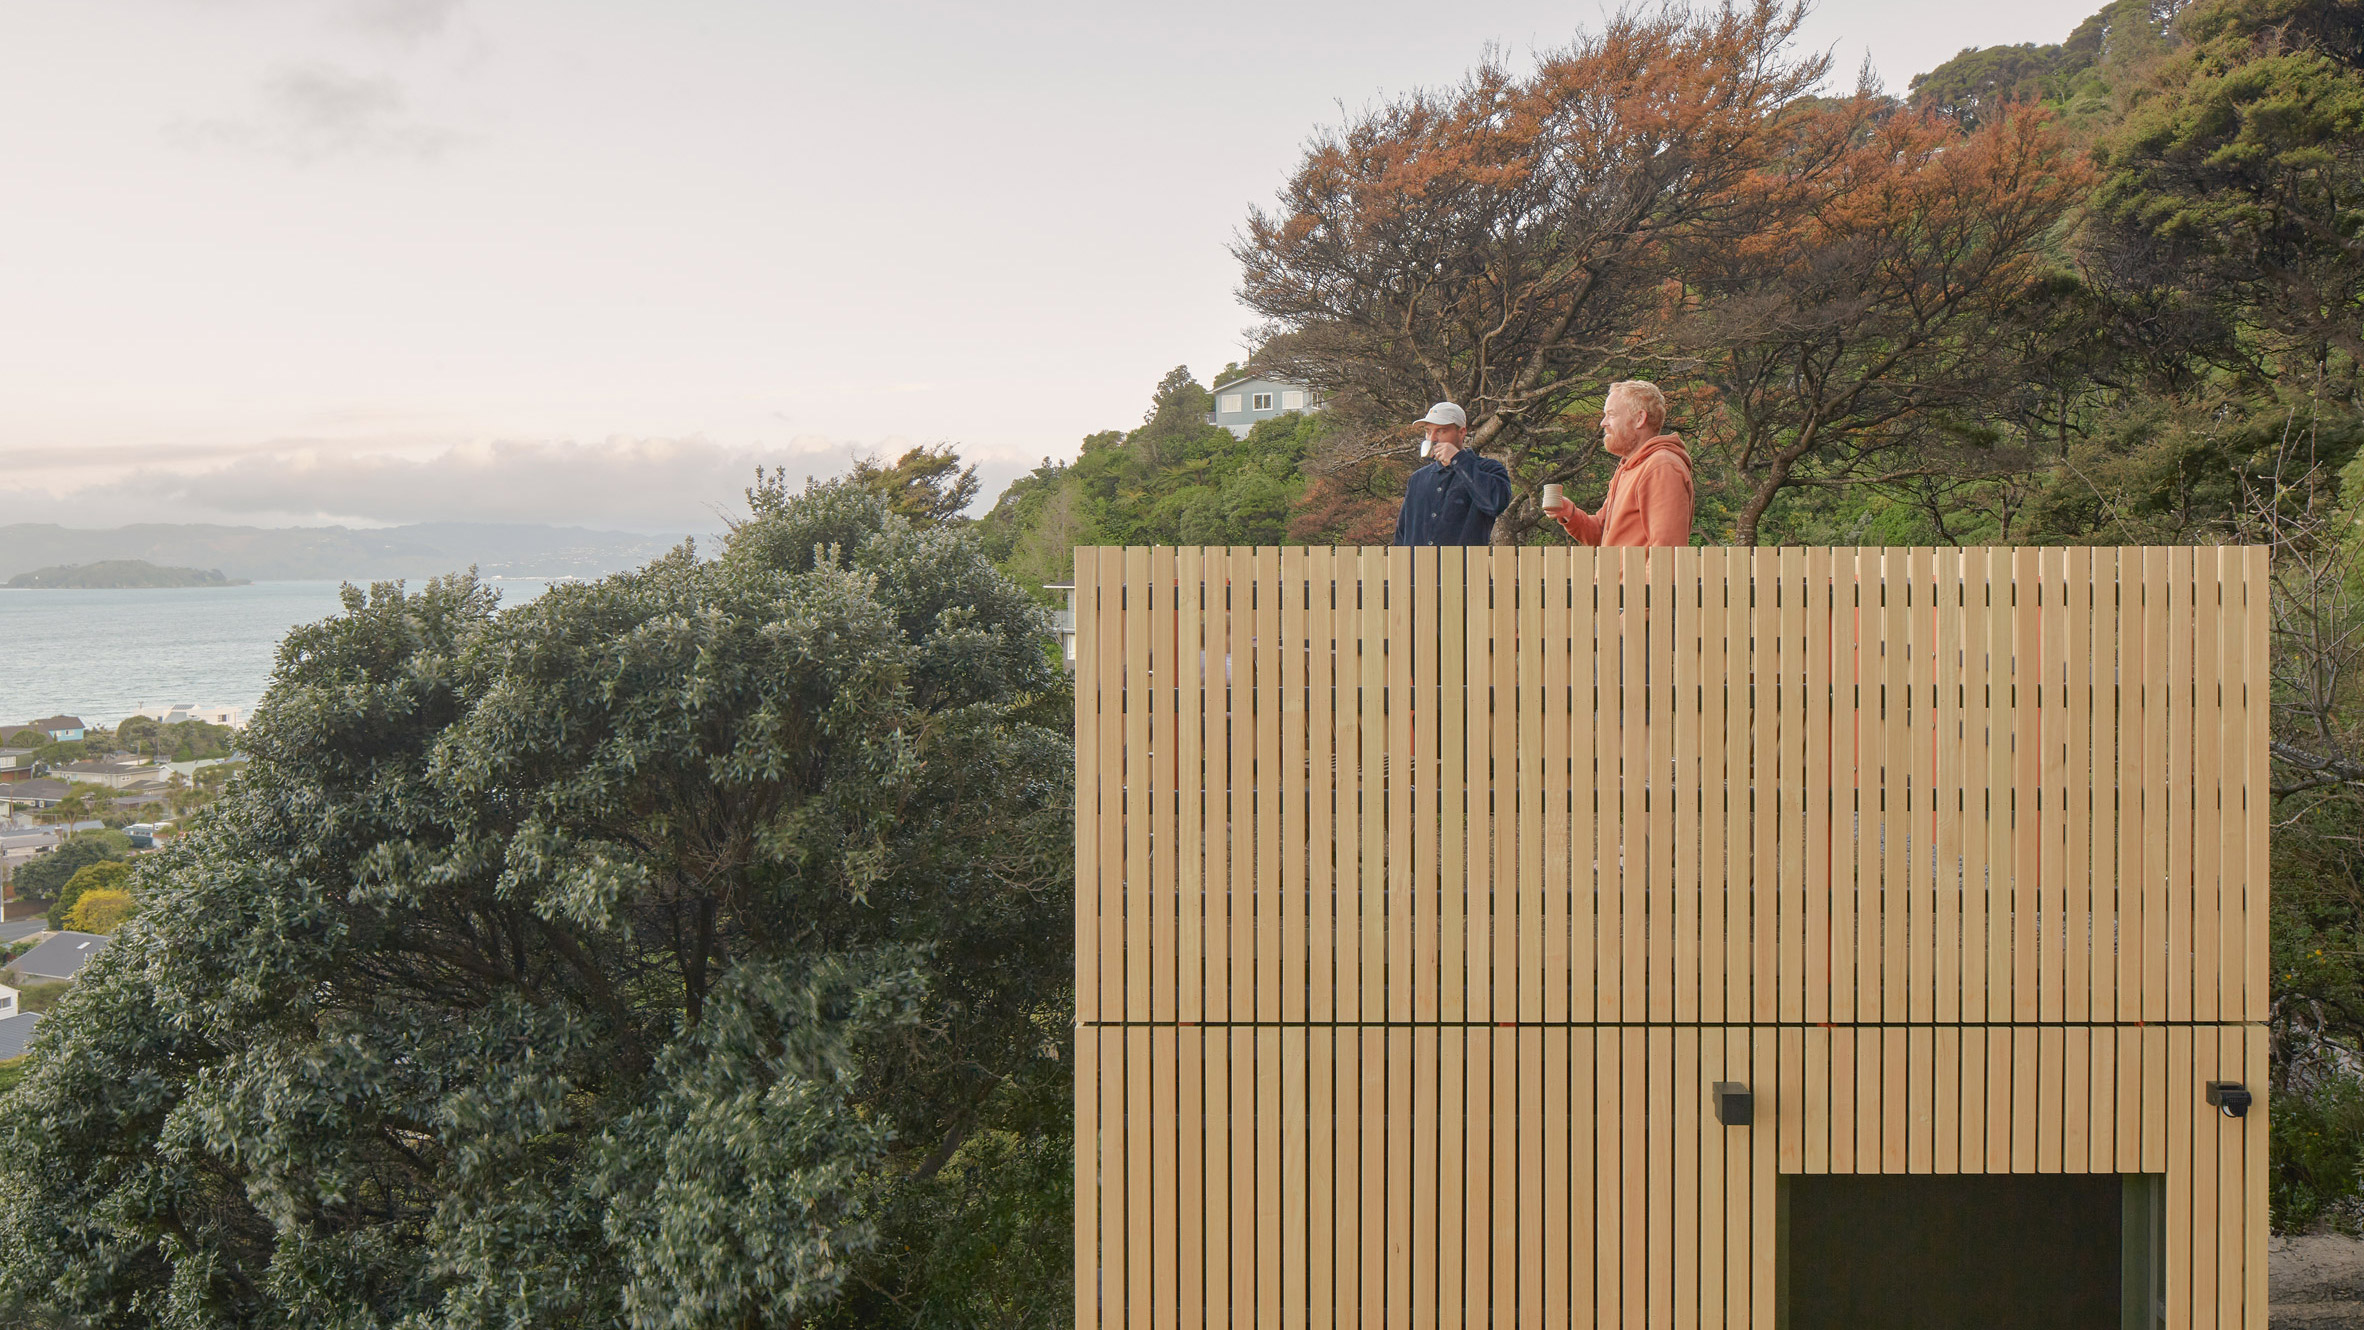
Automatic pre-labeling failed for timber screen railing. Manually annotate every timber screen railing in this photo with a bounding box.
[1073,545,2269,1328]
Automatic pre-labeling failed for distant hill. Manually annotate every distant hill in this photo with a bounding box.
[0,522,697,583]
[6,560,245,589]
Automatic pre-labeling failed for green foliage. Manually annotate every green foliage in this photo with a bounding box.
[0,1060,25,1097]
[64,889,137,934]
[26,739,89,766]
[2090,19,2364,363]
[1909,0,2175,130]
[848,444,984,524]
[114,716,237,762]
[48,860,131,932]
[975,366,1325,593]
[0,479,1074,1327]
[813,1068,1073,1328]
[8,833,128,904]
[2273,1072,2364,1231]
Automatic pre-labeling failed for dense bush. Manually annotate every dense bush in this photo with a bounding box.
[2274,1073,2364,1232]
[0,478,1075,1328]
[62,889,137,934]
[46,860,130,932]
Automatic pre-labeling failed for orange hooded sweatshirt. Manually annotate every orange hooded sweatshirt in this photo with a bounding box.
[1553,433,1695,548]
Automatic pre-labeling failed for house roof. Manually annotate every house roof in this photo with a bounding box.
[55,760,158,776]
[1211,373,1307,394]
[0,1012,41,1060]
[12,716,85,733]
[0,779,73,806]
[10,931,109,981]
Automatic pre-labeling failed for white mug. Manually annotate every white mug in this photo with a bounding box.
[1541,483,1564,511]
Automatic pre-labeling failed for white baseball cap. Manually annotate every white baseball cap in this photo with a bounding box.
[1416,401,1467,427]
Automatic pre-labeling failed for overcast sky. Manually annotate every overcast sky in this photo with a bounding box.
[0,0,2084,533]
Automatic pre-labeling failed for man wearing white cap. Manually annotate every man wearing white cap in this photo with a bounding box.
[1393,402,1512,547]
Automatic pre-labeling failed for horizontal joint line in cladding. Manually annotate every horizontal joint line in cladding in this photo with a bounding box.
[1074,1019,2265,1030]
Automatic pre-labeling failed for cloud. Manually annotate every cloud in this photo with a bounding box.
[0,435,896,533]
[171,64,465,162]
[345,0,467,41]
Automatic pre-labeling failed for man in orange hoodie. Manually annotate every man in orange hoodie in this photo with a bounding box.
[1543,380,1694,547]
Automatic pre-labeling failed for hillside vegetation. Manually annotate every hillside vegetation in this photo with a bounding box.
[963,0,2364,1234]
[978,0,2362,563]
[5,559,243,588]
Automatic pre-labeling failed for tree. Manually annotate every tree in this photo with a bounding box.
[1238,0,1830,539]
[2091,6,2364,369]
[7,832,128,905]
[849,444,984,524]
[0,479,1074,1327]
[64,889,137,934]
[116,716,237,762]
[1663,104,2090,544]
[48,859,132,932]
[34,785,115,835]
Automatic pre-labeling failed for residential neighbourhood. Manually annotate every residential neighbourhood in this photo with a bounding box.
[0,779,78,819]
[0,711,243,838]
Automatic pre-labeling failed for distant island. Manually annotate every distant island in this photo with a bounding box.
[0,522,692,583]
[6,560,248,589]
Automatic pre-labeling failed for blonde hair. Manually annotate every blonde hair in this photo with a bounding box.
[1609,380,1668,431]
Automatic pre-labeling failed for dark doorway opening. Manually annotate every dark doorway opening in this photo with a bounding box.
[1780,1173,2162,1330]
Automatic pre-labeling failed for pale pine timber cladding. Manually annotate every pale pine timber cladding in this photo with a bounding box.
[1074,545,2271,1328]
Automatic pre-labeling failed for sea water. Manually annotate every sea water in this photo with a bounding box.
[0,579,554,728]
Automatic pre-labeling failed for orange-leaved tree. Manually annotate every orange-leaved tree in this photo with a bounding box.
[1662,103,2091,544]
[1237,0,1830,543]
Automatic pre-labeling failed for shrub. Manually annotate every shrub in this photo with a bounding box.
[48,860,130,932]
[63,889,136,935]
[2273,1071,2364,1233]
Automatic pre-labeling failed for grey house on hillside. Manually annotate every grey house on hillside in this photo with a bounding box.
[1209,376,1316,438]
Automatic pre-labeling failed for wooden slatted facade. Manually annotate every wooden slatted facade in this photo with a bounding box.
[1073,545,2270,1327]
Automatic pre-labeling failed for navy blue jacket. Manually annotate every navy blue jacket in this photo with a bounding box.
[1394,450,1513,546]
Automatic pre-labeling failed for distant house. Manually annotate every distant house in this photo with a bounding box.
[1043,583,1078,672]
[0,778,73,816]
[127,703,245,730]
[10,931,109,981]
[0,985,39,1060]
[5,716,85,744]
[1208,375,1318,438]
[55,759,168,790]
[110,782,171,814]
[0,747,35,782]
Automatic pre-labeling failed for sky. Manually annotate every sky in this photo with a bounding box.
[0,0,2085,534]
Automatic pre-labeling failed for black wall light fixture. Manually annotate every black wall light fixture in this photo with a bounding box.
[1713,1081,1753,1127]
[2206,1082,2252,1119]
